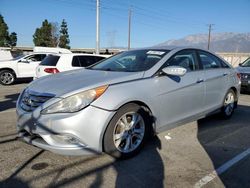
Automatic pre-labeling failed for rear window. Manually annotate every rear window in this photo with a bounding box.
[40,55,60,66]
[72,56,105,67]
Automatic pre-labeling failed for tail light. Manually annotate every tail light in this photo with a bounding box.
[44,68,60,74]
[236,73,241,80]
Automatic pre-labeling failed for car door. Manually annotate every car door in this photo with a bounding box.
[154,49,205,130]
[17,54,46,77]
[197,50,230,111]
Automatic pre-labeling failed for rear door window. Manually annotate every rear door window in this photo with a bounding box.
[40,55,60,66]
[25,54,46,62]
[72,56,81,67]
[198,51,222,69]
[94,56,105,62]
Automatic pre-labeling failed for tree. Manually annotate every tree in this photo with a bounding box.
[0,14,17,48]
[0,15,9,46]
[59,19,70,49]
[33,19,54,47]
[7,32,17,49]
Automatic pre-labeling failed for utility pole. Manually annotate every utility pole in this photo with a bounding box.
[128,7,132,50]
[96,0,100,54]
[207,24,214,50]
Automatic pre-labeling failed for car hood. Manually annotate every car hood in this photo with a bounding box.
[0,60,15,65]
[236,66,250,74]
[28,68,144,97]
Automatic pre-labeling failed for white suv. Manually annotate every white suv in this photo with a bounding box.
[34,53,109,79]
[0,53,49,85]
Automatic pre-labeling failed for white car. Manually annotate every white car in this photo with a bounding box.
[0,53,49,85]
[34,53,108,79]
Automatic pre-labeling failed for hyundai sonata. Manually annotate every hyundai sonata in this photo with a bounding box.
[16,47,240,158]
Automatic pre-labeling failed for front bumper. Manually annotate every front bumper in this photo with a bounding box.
[16,104,115,156]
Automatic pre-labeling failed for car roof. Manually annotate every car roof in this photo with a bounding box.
[47,53,108,57]
[135,46,209,51]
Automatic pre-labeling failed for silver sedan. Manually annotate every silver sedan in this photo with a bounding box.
[16,47,241,159]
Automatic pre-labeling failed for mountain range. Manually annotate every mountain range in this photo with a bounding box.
[156,32,250,53]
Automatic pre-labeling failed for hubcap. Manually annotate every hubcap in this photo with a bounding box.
[224,92,235,116]
[113,112,145,153]
[0,72,14,84]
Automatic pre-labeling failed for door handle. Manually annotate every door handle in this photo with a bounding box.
[196,79,204,83]
[223,73,228,76]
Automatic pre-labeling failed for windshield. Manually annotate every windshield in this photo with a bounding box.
[241,58,250,67]
[12,54,25,60]
[89,49,169,72]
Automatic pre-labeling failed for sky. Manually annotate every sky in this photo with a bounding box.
[0,0,250,48]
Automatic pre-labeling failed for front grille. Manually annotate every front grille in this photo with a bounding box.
[20,90,54,112]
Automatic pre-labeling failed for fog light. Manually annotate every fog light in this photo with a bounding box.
[52,134,85,146]
[63,135,80,144]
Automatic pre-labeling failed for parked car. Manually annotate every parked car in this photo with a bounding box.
[16,47,240,159]
[236,57,250,92]
[0,53,49,85]
[34,53,109,79]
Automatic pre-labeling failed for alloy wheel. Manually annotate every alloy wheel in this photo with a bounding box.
[224,91,235,116]
[113,112,145,153]
[0,72,14,85]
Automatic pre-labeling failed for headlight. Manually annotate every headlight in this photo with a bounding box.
[41,85,108,114]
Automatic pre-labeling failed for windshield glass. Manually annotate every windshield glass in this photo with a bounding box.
[89,49,169,72]
[12,54,25,60]
[241,58,250,67]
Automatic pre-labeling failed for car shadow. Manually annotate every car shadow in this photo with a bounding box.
[0,137,164,188]
[14,78,33,85]
[197,104,250,187]
[1,108,165,187]
[0,93,19,112]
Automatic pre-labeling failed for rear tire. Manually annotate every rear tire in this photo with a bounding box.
[103,103,151,159]
[0,70,16,85]
[221,89,236,119]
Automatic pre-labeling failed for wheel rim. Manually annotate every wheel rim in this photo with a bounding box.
[113,112,145,153]
[224,92,235,116]
[0,72,14,84]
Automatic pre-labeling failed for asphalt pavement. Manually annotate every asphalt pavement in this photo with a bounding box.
[0,83,249,188]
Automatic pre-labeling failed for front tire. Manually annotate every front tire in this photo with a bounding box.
[0,70,16,85]
[103,103,151,159]
[221,89,236,119]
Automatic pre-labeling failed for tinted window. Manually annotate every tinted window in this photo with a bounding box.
[72,56,105,67]
[72,56,81,67]
[215,56,230,68]
[40,55,60,66]
[241,58,250,67]
[79,56,94,67]
[163,50,198,71]
[95,56,105,62]
[25,54,46,62]
[89,49,169,72]
[40,54,47,61]
[198,51,222,69]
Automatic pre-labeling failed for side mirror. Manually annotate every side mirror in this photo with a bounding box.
[239,63,243,67]
[162,66,187,77]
